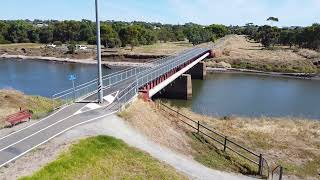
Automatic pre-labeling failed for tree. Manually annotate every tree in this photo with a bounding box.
[5,21,30,43]
[267,17,279,22]
[119,25,140,49]
[279,30,295,48]
[39,27,53,43]
[100,24,121,48]
[258,26,280,48]
[267,17,279,27]
[79,20,94,42]
[206,24,229,38]
[158,28,171,43]
[27,28,39,43]
[67,41,76,54]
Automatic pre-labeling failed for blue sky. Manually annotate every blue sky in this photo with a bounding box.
[0,0,319,26]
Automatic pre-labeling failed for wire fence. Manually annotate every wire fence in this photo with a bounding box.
[158,102,282,179]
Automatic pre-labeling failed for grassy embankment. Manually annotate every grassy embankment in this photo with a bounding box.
[119,100,320,179]
[0,41,192,61]
[0,43,44,49]
[207,35,320,73]
[118,41,193,55]
[0,89,61,128]
[20,136,186,180]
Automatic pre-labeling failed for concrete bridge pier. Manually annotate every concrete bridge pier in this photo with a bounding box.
[154,74,192,100]
[187,62,206,80]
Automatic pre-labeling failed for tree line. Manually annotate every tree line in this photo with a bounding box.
[231,22,320,50]
[0,20,229,48]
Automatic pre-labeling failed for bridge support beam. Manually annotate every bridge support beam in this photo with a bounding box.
[154,74,192,100]
[187,62,206,80]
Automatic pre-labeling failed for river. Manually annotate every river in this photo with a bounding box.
[163,72,320,120]
[0,59,122,97]
[1,59,320,119]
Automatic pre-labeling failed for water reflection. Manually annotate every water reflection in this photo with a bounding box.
[162,72,320,120]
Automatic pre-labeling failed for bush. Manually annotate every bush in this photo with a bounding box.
[0,35,10,44]
[87,36,96,45]
[67,41,76,54]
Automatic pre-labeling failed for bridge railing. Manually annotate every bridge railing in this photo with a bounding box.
[51,47,200,104]
[137,48,210,88]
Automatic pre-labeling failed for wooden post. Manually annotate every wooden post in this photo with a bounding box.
[258,154,263,176]
[279,166,283,180]
[223,136,228,152]
[197,121,200,134]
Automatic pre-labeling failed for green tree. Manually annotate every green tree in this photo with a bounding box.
[27,28,39,43]
[206,24,229,38]
[79,20,94,42]
[100,24,121,48]
[5,21,30,43]
[258,26,280,48]
[119,25,140,49]
[67,41,76,54]
[39,27,53,43]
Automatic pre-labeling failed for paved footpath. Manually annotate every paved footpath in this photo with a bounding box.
[0,94,117,168]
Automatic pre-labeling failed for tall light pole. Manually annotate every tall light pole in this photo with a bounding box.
[95,0,103,103]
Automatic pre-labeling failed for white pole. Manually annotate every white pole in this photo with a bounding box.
[95,0,103,103]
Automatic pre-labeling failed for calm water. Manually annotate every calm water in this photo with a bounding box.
[163,72,320,120]
[0,59,122,97]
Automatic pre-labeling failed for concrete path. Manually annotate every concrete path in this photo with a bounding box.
[63,115,253,180]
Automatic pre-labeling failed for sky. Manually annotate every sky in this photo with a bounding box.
[0,0,319,27]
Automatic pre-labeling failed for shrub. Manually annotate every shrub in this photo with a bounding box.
[67,41,76,54]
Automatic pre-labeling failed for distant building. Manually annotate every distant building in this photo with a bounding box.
[34,23,49,28]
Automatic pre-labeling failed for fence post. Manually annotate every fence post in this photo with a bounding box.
[197,121,200,134]
[279,166,283,180]
[258,154,263,176]
[223,136,228,152]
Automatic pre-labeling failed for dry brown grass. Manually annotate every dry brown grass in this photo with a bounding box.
[120,99,320,178]
[0,89,60,128]
[171,106,320,178]
[209,35,319,73]
[118,41,193,55]
[118,99,193,155]
[0,43,44,49]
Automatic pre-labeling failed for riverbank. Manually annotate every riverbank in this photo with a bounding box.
[207,67,320,80]
[208,35,320,73]
[0,54,151,67]
[0,41,193,65]
[119,100,320,179]
[0,89,60,128]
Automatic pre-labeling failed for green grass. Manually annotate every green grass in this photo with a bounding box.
[0,90,62,128]
[231,61,318,73]
[188,132,258,176]
[280,156,320,178]
[20,136,186,180]
[27,96,62,119]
